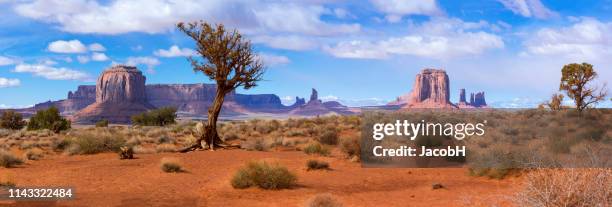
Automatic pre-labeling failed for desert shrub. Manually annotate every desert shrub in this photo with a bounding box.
[305,193,343,207]
[0,150,23,168]
[231,160,297,190]
[0,110,26,130]
[52,138,72,152]
[241,138,273,151]
[223,131,239,141]
[515,169,611,207]
[339,136,360,158]
[306,159,330,171]
[547,136,580,154]
[133,145,155,154]
[27,107,70,133]
[95,119,109,127]
[19,141,39,150]
[156,144,177,153]
[160,157,182,173]
[303,142,330,156]
[467,146,531,179]
[69,132,126,155]
[156,135,175,144]
[131,107,177,126]
[285,128,306,137]
[25,148,44,160]
[118,146,134,159]
[318,129,338,145]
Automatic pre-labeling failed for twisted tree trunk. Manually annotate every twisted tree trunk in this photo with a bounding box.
[179,87,227,152]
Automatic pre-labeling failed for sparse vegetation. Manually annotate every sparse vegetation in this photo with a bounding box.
[160,157,183,173]
[25,148,44,160]
[560,63,608,114]
[231,160,296,190]
[339,136,360,159]
[118,146,134,159]
[303,142,330,156]
[156,144,177,153]
[27,106,71,133]
[318,128,338,145]
[131,107,177,126]
[515,169,611,207]
[95,119,109,127]
[67,132,126,155]
[0,110,26,130]
[305,193,343,207]
[0,150,23,168]
[306,159,330,171]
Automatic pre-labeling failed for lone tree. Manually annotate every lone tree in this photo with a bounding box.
[559,63,607,114]
[546,93,564,111]
[178,21,265,151]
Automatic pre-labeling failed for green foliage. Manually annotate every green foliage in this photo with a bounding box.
[95,119,109,127]
[231,160,296,190]
[0,110,26,130]
[27,107,70,133]
[560,63,607,112]
[131,107,177,126]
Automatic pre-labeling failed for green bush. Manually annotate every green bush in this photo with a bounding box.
[95,120,109,127]
[231,160,296,190]
[0,110,26,130]
[27,107,70,133]
[303,142,330,156]
[306,159,330,171]
[131,107,177,126]
[0,150,23,168]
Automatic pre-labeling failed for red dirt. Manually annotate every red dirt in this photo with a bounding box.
[0,149,521,207]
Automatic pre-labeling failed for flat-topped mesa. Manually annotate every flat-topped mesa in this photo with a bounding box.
[403,68,457,109]
[73,65,154,123]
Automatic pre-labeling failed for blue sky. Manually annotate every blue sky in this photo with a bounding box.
[0,0,611,108]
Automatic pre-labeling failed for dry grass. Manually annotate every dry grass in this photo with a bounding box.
[304,193,343,207]
[0,150,23,168]
[25,148,44,160]
[160,157,183,173]
[156,144,177,153]
[231,160,297,190]
[306,159,330,171]
[515,169,611,207]
[303,142,330,156]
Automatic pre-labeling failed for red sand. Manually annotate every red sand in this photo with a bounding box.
[0,149,520,206]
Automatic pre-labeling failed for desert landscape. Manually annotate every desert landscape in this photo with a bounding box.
[2,0,612,206]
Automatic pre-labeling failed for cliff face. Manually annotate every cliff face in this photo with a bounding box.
[403,69,457,109]
[456,88,487,108]
[73,65,154,123]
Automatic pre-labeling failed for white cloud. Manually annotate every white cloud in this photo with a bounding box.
[524,17,612,61]
[77,55,89,63]
[154,45,195,57]
[47,39,87,53]
[0,56,16,66]
[14,0,360,36]
[126,56,161,73]
[0,77,20,88]
[325,17,504,59]
[88,43,106,51]
[257,53,290,66]
[13,64,91,81]
[91,52,109,61]
[370,0,442,23]
[498,0,558,19]
[252,35,319,51]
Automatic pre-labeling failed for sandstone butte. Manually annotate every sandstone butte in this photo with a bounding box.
[389,68,487,109]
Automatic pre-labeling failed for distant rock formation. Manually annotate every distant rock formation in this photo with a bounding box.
[457,89,487,108]
[402,69,457,109]
[290,88,352,115]
[72,65,155,123]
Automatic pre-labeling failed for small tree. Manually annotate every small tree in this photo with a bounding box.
[559,63,607,114]
[546,93,564,111]
[27,106,70,133]
[177,21,265,151]
[0,110,26,130]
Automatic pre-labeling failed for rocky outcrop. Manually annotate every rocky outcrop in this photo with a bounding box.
[289,88,352,115]
[73,65,155,123]
[457,89,487,108]
[402,69,457,109]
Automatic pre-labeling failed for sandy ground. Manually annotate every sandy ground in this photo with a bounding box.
[0,149,521,207]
